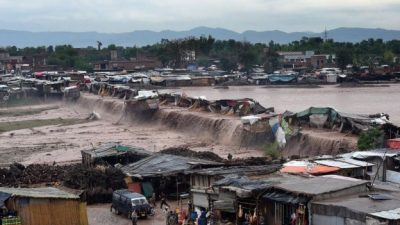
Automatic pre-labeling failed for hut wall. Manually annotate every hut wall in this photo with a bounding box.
[6,197,88,225]
[192,78,214,86]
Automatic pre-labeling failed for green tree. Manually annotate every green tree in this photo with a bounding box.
[383,50,394,65]
[108,44,117,50]
[336,48,353,70]
[357,128,384,150]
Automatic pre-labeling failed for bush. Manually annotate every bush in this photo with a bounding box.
[357,128,384,150]
[263,142,281,160]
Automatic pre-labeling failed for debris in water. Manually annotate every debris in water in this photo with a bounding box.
[86,111,101,120]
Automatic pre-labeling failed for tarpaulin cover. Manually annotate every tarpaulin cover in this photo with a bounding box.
[116,145,130,152]
[141,182,154,198]
[387,138,400,150]
[281,165,340,175]
[263,191,309,204]
[295,107,338,121]
[128,182,142,194]
[0,192,11,207]
[268,74,297,83]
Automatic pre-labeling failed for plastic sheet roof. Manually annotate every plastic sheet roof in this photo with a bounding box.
[370,208,400,220]
[273,176,368,196]
[281,165,340,175]
[81,142,152,158]
[0,187,79,199]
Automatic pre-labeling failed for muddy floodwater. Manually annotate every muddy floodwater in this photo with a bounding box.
[163,84,400,125]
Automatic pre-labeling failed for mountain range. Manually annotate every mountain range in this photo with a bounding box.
[0,27,399,48]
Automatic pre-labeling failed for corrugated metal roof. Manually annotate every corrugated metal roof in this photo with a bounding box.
[335,158,375,167]
[0,187,79,199]
[122,154,222,178]
[185,164,281,176]
[315,160,360,169]
[370,208,400,220]
[351,149,400,159]
[274,176,368,196]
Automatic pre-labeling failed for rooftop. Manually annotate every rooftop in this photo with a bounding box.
[184,164,281,177]
[273,176,368,196]
[0,187,80,200]
[81,142,152,158]
[121,153,223,178]
[312,191,400,221]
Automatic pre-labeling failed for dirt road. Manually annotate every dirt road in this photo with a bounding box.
[88,200,188,225]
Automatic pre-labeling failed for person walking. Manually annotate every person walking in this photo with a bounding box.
[151,192,157,208]
[160,192,170,209]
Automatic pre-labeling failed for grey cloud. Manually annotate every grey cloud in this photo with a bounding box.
[0,0,398,32]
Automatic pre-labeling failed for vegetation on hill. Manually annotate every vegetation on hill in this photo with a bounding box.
[1,36,399,72]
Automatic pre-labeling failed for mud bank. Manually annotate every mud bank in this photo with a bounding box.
[282,129,358,157]
[77,94,358,158]
[77,94,255,146]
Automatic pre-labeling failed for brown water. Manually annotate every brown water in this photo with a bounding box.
[162,84,400,125]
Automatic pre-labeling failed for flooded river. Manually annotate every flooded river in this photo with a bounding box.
[163,84,400,125]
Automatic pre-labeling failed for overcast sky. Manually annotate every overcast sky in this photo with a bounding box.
[0,0,399,33]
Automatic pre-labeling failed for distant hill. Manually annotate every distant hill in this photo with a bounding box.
[0,27,399,47]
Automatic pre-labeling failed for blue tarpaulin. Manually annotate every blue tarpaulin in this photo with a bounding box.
[0,192,11,207]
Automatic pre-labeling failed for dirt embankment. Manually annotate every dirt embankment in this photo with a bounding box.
[77,94,248,146]
[77,94,360,159]
[282,129,358,157]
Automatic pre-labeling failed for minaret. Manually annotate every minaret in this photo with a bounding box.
[324,27,328,42]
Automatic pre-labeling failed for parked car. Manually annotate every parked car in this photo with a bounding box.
[0,85,10,103]
[111,189,152,219]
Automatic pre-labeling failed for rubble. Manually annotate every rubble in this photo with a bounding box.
[0,163,126,204]
[160,147,224,162]
[159,147,275,165]
[85,111,101,120]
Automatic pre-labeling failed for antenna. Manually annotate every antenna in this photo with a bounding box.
[324,27,328,41]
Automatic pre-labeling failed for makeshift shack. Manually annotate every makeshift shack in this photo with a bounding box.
[81,142,152,167]
[191,76,215,86]
[121,154,222,199]
[347,149,400,182]
[209,99,274,117]
[63,86,80,101]
[185,164,281,214]
[165,76,192,87]
[261,176,368,225]
[282,157,375,179]
[205,167,284,225]
[312,191,400,225]
[286,107,391,134]
[0,187,88,225]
